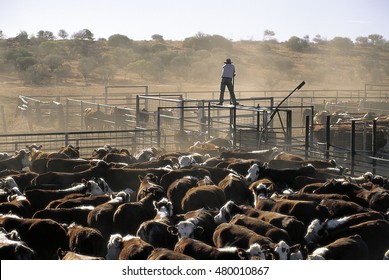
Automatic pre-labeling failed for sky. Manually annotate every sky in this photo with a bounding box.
[1,0,389,42]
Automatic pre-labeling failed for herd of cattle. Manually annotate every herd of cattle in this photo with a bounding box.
[1,139,389,260]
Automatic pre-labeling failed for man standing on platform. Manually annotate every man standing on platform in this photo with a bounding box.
[216,58,239,106]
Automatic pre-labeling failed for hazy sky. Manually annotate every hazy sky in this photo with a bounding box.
[1,0,388,41]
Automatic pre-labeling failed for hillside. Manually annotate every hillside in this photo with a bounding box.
[1,33,388,94]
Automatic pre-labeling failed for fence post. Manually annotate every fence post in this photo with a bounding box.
[207,102,211,139]
[0,105,7,133]
[230,107,236,147]
[80,101,85,130]
[157,107,161,148]
[256,105,261,149]
[372,118,377,174]
[286,110,292,152]
[325,115,331,159]
[350,120,356,176]
[64,132,69,146]
[305,115,310,160]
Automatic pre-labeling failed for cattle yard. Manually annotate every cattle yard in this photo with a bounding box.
[2,84,389,261]
[2,84,389,175]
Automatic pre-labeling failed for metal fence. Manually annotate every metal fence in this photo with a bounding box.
[0,129,159,158]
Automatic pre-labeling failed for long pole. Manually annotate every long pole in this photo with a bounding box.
[259,81,305,144]
[264,81,305,129]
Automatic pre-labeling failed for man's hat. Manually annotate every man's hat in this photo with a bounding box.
[224,58,232,64]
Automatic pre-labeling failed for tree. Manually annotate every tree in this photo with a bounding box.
[78,57,97,83]
[368,34,385,46]
[285,36,309,51]
[4,48,34,69]
[53,64,72,84]
[0,30,4,39]
[330,37,354,52]
[183,33,232,51]
[37,30,55,41]
[73,29,94,41]
[23,64,50,85]
[13,31,30,47]
[313,34,327,45]
[355,36,369,46]
[16,57,38,71]
[43,54,64,71]
[94,65,117,84]
[58,29,69,40]
[127,60,153,79]
[263,30,275,41]
[152,34,164,41]
[108,34,132,47]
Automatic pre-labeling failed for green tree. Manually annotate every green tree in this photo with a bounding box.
[285,36,309,51]
[4,47,33,68]
[73,29,94,41]
[53,64,72,84]
[152,34,164,41]
[94,65,117,84]
[355,36,369,46]
[23,64,50,85]
[313,34,327,45]
[13,31,30,47]
[183,33,232,51]
[43,54,64,71]
[368,34,385,46]
[78,57,97,83]
[263,30,275,41]
[36,30,55,41]
[127,59,153,79]
[330,37,354,52]
[108,34,132,47]
[58,29,69,40]
[16,56,38,71]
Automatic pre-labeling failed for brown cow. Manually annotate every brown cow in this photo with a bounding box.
[0,150,31,171]
[0,214,69,259]
[105,233,154,260]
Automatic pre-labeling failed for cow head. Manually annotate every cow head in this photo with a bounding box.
[237,243,267,260]
[304,219,327,245]
[106,233,124,260]
[18,149,32,168]
[167,220,204,240]
[272,240,303,260]
[178,155,196,168]
[245,162,266,183]
[153,197,173,218]
[84,179,104,195]
[214,200,241,224]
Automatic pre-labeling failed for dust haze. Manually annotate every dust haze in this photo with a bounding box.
[0,37,388,134]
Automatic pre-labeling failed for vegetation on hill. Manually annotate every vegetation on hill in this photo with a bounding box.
[0,29,388,90]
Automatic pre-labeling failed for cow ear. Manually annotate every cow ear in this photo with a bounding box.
[237,248,249,260]
[72,247,80,254]
[290,243,301,252]
[194,226,204,236]
[138,175,144,181]
[113,235,123,247]
[167,226,178,235]
[57,248,65,260]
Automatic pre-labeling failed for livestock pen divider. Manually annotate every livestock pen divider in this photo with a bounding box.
[0,129,159,158]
